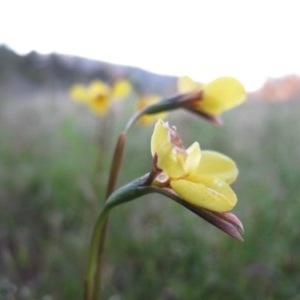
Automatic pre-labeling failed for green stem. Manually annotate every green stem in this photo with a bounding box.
[85,176,151,300]
[93,219,108,300]
[92,131,128,299]
[85,206,109,300]
[91,110,148,300]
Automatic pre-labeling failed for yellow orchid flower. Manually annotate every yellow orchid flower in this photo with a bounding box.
[177,76,246,116]
[87,80,111,114]
[151,119,238,212]
[69,80,111,114]
[136,95,168,125]
[69,78,132,115]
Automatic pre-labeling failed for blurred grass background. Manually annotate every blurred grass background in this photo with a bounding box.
[1,84,300,300]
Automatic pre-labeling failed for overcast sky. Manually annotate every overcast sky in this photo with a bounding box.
[1,0,299,91]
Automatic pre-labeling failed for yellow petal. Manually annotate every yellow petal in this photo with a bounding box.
[69,84,89,102]
[185,142,201,174]
[170,176,237,212]
[195,151,238,184]
[161,150,186,178]
[89,80,110,98]
[112,79,132,100]
[150,120,185,177]
[197,77,246,115]
[151,120,169,156]
[177,76,202,93]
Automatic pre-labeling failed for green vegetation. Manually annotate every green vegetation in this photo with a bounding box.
[1,93,300,299]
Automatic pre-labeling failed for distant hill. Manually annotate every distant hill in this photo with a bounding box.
[1,44,300,102]
[0,45,177,98]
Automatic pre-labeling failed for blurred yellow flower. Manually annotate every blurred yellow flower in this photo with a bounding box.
[69,84,90,103]
[177,76,246,116]
[69,78,132,115]
[88,80,111,114]
[136,95,168,125]
[112,79,132,100]
[151,119,238,212]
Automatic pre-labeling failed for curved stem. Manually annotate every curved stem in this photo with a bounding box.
[123,91,203,133]
[90,138,125,299]
[92,129,132,299]
[84,207,109,300]
[89,115,143,300]
[84,133,126,300]
[85,176,151,300]
[93,219,108,300]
